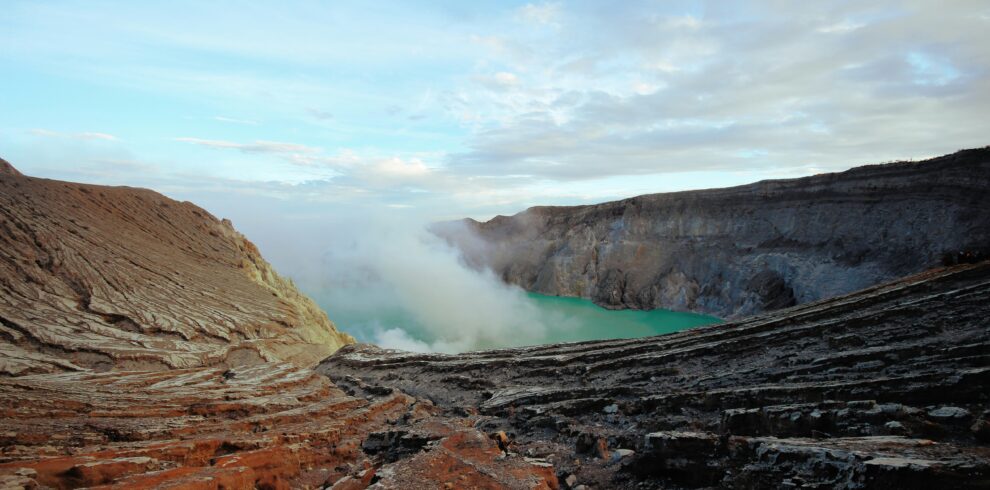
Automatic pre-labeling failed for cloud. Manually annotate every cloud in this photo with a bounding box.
[6,1,990,217]
[175,137,320,156]
[307,108,334,120]
[30,129,118,141]
[212,116,259,125]
[442,1,990,181]
[517,2,562,26]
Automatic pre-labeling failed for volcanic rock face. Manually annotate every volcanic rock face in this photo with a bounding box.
[443,147,990,318]
[0,163,354,375]
[323,262,990,488]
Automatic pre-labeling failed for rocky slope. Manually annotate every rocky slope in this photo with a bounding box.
[0,162,354,375]
[323,261,990,489]
[443,147,990,318]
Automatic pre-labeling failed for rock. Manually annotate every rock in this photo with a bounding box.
[603,403,619,414]
[884,421,907,435]
[565,474,578,487]
[609,448,635,465]
[927,407,970,420]
[437,147,990,318]
[970,419,990,442]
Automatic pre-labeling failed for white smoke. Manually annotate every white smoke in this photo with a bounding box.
[314,212,548,353]
[191,195,551,353]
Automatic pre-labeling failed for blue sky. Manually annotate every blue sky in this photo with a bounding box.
[2,0,988,222]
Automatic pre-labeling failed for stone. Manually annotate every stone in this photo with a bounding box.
[927,407,970,420]
[884,421,907,435]
[603,403,619,414]
[565,474,578,487]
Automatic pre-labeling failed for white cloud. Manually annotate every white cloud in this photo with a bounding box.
[517,2,562,26]
[212,116,259,125]
[30,129,118,141]
[494,71,519,86]
[174,137,320,156]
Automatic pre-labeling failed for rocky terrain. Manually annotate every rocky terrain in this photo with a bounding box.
[0,164,354,375]
[1,159,987,488]
[442,147,990,318]
[324,262,990,489]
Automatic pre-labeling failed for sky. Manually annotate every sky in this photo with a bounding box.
[2,1,988,351]
[3,0,988,222]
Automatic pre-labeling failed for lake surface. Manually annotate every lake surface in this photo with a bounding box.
[319,290,721,352]
[521,293,721,343]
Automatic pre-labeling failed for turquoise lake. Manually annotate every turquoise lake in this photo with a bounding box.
[318,291,721,352]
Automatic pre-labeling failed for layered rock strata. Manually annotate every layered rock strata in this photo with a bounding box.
[443,147,990,318]
[0,363,559,489]
[0,164,354,375]
[323,262,990,488]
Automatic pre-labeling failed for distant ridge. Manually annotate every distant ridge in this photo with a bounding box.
[444,147,990,318]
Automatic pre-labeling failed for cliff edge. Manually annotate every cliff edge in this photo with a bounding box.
[0,160,353,375]
[444,147,990,318]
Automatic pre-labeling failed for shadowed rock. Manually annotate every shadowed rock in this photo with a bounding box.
[440,147,990,319]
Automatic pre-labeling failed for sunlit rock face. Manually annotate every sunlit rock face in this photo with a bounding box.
[445,147,990,319]
[0,162,354,375]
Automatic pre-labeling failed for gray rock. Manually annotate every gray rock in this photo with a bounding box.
[928,407,971,420]
[438,148,990,319]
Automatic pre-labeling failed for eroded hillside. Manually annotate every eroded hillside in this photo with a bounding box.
[0,164,353,375]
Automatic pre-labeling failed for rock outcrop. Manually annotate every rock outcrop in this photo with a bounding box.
[323,261,990,488]
[442,147,990,318]
[0,161,354,375]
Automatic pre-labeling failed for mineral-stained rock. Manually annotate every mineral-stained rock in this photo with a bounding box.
[0,162,354,374]
[438,147,990,318]
[322,262,990,488]
[0,362,559,488]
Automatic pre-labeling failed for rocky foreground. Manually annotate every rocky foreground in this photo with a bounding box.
[442,147,990,318]
[323,262,990,488]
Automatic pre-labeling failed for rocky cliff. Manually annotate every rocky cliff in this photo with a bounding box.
[444,147,990,318]
[0,162,354,375]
